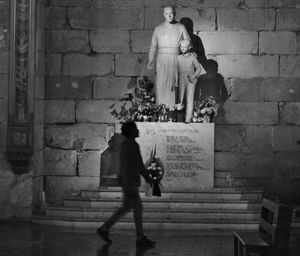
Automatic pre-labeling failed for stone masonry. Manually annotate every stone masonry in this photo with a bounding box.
[0,0,47,219]
[39,0,300,204]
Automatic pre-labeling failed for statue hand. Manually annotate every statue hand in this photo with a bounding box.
[187,74,197,84]
[147,62,154,70]
[191,52,197,59]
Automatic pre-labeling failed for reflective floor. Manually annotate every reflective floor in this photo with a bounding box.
[0,222,299,256]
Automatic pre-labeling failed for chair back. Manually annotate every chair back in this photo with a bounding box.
[259,198,293,255]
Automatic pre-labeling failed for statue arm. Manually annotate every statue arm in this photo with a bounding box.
[147,28,158,69]
[191,57,202,81]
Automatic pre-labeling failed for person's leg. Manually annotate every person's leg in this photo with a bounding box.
[185,82,196,122]
[97,189,131,242]
[101,189,131,230]
[132,190,144,239]
[130,188,155,247]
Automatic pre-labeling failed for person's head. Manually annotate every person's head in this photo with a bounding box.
[180,39,191,54]
[121,121,139,139]
[163,6,175,23]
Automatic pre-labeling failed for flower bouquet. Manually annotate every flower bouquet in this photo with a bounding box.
[192,96,219,123]
[144,145,164,197]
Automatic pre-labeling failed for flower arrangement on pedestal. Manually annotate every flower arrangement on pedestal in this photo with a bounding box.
[144,145,164,197]
[110,76,219,123]
[192,96,219,123]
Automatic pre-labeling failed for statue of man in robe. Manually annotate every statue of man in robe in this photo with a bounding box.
[147,6,190,107]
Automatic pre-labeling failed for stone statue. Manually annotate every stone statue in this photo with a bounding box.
[178,39,203,123]
[147,6,190,107]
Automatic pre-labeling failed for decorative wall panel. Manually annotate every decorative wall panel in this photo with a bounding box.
[7,0,35,174]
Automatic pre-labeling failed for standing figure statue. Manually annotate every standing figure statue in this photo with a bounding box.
[178,39,203,123]
[147,6,190,107]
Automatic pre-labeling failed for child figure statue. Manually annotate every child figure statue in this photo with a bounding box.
[178,39,203,123]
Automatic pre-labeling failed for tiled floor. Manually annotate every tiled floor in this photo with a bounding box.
[0,222,299,256]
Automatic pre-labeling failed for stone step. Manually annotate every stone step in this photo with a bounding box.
[32,215,259,230]
[80,187,263,201]
[45,206,260,220]
[63,197,262,211]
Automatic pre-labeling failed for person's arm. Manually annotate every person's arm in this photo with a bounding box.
[190,57,202,81]
[147,28,158,70]
[136,145,152,183]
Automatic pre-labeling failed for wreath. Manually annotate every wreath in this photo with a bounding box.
[144,146,164,196]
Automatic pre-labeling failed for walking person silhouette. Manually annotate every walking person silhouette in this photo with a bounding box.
[97,121,155,247]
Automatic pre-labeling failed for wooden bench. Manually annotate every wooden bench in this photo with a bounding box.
[233,198,293,256]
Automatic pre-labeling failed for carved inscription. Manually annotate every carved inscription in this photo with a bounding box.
[136,123,214,189]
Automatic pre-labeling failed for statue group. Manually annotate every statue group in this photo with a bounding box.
[146,6,228,123]
[147,6,203,123]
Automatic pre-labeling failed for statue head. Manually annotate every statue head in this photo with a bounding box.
[163,6,175,23]
[180,39,191,54]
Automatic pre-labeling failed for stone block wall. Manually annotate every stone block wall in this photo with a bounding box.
[44,0,300,203]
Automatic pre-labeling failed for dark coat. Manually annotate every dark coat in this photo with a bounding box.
[118,137,151,188]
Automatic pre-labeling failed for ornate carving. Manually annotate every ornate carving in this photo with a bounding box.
[7,0,35,174]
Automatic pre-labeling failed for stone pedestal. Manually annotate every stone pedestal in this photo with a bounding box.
[102,122,214,189]
[136,123,214,189]
[100,134,125,186]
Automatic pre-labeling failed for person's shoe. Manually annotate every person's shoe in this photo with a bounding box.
[96,227,112,243]
[136,236,155,247]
